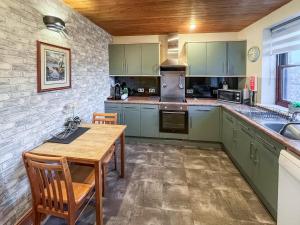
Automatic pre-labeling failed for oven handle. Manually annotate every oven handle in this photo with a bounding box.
[161,111,186,114]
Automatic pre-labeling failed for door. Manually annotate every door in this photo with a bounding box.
[105,103,123,124]
[253,136,280,218]
[122,104,141,136]
[142,44,159,75]
[125,44,142,75]
[109,45,125,75]
[227,41,246,76]
[207,42,227,76]
[140,104,159,137]
[189,106,220,141]
[187,43,207,76]
[235,122,255,179]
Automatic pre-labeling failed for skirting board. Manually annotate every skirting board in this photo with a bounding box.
[14,209,32,225]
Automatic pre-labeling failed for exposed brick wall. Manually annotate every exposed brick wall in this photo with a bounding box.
[0,0,112,224]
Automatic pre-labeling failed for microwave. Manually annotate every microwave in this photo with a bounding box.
[217,89,243,104]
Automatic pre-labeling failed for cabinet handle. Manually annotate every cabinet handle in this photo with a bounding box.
[142,107,156,110]
[123,112,125,123]
[250,142,254,159]
[253,148,259,164]
[190,117,192,129]
[189,65,192,75]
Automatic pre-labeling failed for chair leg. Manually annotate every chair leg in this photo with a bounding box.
[102,164,106,197]
[114,151,117,170]
[68,217,76,225]
[33,211,41,225]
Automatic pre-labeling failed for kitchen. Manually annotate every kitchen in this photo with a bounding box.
[1,1,300,225]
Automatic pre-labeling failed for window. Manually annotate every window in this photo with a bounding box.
[276,51,300,107]
[271,17,300,107]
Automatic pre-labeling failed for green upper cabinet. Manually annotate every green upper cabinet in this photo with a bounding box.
[207,42,227,76]
[189,106,220,142]
[186,43,207,76]
[125,44,142,75]
[109,44,160,76]
[227,41,246,76]
[109,45,125,75]
[142,44,160,75]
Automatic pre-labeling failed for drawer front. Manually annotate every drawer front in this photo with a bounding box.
[105,103,122,110]
[189,105,218,112]
[140,104,159,110]
[122,104,140,111]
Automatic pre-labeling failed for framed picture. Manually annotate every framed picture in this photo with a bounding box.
[37,41,71,92]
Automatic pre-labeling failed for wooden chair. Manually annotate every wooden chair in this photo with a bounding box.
[92,113,118,195]
[22,152,95,225]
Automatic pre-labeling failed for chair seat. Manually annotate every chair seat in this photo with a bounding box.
[102,145,116,164]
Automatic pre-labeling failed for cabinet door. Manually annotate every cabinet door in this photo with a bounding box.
[105,103,123,124]
[222,111,235,152]
[227,41,246,76]
[122,104,141,136]
[253,137,279,218]
[189,106,220,141]
[235,122,255,179]
[187,43,207,76]
[140,104,159,137]
[125,44,142,75]
[142,44,159,75]
[109,45,125,75]
[207,42,227,76]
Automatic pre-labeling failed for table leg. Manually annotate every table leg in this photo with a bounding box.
[120,131,125,178]
[94,161,103,225]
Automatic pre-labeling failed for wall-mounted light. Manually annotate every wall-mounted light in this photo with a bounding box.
[43,15,66,33]
[190,23,196,31]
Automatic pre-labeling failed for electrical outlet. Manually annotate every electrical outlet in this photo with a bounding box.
[138,88,144,93]
[149,88,156,93]
[186,89,194,94]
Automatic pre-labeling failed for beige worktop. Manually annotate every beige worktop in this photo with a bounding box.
[105,96,300,156]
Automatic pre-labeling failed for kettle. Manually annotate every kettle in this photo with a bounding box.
[114,83,121,100]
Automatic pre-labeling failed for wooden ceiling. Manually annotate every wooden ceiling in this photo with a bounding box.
[63,0,292,36]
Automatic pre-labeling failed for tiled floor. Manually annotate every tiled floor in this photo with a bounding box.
[45,143,276,225]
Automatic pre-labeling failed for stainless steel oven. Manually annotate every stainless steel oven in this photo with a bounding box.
[159,104,188,134]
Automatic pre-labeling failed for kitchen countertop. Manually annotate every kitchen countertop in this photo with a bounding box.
[105,96,300,156]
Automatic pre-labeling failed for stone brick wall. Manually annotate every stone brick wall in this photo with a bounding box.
[0,0,112,224]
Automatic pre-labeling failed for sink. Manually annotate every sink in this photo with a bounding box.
[263,122,286,133]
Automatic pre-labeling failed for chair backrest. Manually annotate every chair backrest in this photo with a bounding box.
[92,113,117,125]
[23,152,75,216]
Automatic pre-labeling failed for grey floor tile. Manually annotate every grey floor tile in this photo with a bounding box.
[129,206,164,225]
[162,184,191,211]
[135,180,163,209]
[164,167,187,185]
[162,209,194,225]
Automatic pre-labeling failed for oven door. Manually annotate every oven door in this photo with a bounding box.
[159,110,188,134]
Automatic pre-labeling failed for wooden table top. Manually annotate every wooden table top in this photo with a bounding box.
[31,123,127,163]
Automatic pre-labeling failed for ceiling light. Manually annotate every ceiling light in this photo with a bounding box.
[190,23,196,30]
[43,15,66,33]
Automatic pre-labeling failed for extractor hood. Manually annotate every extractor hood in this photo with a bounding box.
[160,34,186,71]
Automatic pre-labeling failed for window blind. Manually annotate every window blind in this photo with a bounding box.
[270,16,300,55]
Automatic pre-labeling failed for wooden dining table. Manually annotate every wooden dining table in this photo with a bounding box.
[30,123,127,225]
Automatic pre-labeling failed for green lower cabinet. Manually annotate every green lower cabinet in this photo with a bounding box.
[140,104,159,138]
[189,106,220,141]
[122,104,141,136]
[104,103,123,124]
[234,122,255,179]
[222,110,235,152]
[252,135,281,219]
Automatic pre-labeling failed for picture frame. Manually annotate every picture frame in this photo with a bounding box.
[37,41,71,93]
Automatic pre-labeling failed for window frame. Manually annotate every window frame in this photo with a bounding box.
[276,53,300,107]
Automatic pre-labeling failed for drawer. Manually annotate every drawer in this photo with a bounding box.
[105,103,122,110]
[189,105,218,112]
[122,104,140,111]
[140,104,158,110]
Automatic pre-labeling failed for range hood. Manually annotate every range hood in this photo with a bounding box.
[160,34,186,71]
